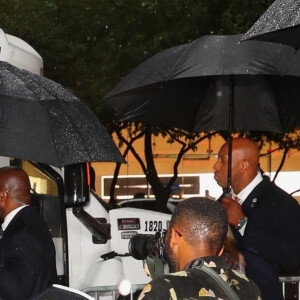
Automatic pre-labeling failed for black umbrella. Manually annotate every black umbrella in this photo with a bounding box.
[105,34,300,189]
[106,34,300,133]
[0,61,126,167]
[241,0,300,49]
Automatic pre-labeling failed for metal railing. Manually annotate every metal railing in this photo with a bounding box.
[280,275,300,300]
[82,284,145,300]
[82,277,300,300]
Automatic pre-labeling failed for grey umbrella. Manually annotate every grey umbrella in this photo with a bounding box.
[241,0,300,49]
[0,61,125,167]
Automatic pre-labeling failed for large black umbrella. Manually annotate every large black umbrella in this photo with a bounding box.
[105,34,300,190]
[241,0,300,49]
[0,61,125,167]
[106,34,300,133]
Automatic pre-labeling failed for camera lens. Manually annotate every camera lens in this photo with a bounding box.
[128,234,155,260]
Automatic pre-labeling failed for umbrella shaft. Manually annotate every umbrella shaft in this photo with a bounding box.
[227,76,235,192]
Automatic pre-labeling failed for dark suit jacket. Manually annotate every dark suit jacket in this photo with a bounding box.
[231,176,300,300]
[0,206,57,300]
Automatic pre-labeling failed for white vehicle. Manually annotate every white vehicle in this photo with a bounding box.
[4,158,171,299]
[0,29,171,299]
[0,28,43,75]
[118,197,183,213]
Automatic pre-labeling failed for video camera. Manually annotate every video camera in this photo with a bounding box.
[128,230,167,261]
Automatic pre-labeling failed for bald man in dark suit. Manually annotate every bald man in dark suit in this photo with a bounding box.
[0,167,57,300]
[214,138,300,300]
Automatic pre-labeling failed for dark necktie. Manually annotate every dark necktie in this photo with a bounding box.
[0,226,3,239]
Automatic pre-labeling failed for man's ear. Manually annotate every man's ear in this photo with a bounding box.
[0,192,6,210]
[169,227,180,249]
[241,160,249,171]
[0,189,5,201]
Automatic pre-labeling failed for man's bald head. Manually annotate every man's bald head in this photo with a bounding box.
[231,138,260,167]
[0,167,31,218]
[214,138,260,194]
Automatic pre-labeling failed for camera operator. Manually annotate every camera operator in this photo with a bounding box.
[137,197,261,300]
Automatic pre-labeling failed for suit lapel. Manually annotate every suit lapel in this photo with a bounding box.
[2,206,29,237]
[242,177,268,216]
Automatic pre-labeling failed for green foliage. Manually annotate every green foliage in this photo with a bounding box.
[2,0,297,207]
[0,0,273,125]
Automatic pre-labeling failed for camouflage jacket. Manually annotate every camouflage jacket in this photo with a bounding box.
[138,256,261,300]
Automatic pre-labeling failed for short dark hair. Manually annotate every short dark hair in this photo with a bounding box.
[170,197,228,253]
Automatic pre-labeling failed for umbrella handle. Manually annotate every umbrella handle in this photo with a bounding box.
[227,76,234,192]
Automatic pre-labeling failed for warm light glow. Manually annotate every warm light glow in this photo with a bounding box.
[86,162,90,186]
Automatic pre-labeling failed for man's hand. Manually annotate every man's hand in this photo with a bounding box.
[221,196,245,227]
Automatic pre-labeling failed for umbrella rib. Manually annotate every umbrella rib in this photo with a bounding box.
[170,39,198,77]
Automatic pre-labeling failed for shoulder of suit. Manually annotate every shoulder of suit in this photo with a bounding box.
[259,176,298,205]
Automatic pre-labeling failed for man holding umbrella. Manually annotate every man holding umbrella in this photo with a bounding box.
[214,137,300,300]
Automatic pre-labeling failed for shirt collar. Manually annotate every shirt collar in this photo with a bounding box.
[234,171,263,205]
[2,205,27,231]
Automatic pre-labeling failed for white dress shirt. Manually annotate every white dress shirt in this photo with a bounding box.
[2,205,28,231]
[233,171,263,235]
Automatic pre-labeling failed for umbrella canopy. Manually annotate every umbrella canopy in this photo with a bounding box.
[105,34,300,133]
[0,61,125,167]
[241,0,300,49]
